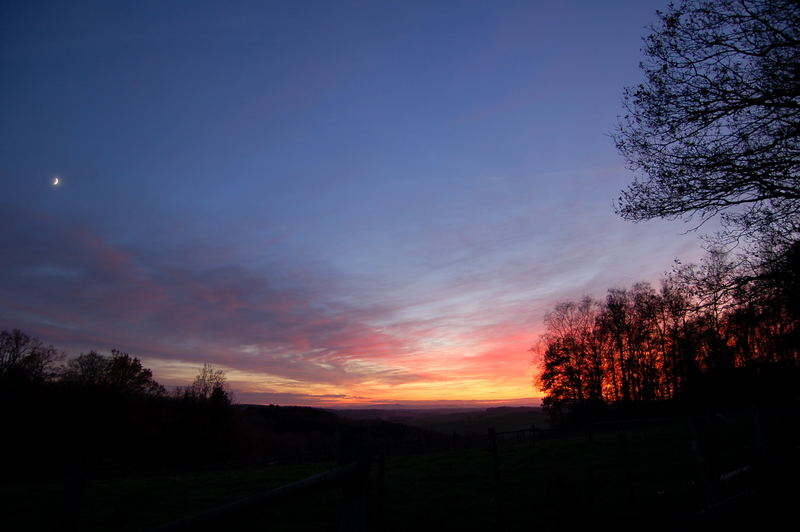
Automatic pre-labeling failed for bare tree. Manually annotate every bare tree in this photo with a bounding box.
[538,297,606,418]
[182,363,233,404]
[0,329,61,382]
[614,0,800,245]
[61,349,165,395]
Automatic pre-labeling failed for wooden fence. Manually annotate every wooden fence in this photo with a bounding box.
[150,427,384,532]
[484,407,775,531]
[60,407,786,531]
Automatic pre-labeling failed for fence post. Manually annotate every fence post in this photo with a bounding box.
[692,416,716,509]
[375,453,385,531]
[488,428,504,532]
[750,404,766,461]
[338,427,370,532]
[618,433,637,511]
[62,463,84,532]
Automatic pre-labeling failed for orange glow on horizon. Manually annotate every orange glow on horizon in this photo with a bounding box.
[145,324,545,407]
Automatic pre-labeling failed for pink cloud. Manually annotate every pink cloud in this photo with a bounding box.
[0,203,559,403]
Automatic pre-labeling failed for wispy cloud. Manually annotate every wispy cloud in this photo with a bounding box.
[0,187,700,407]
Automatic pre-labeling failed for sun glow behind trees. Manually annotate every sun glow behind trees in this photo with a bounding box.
[536,248,800,420]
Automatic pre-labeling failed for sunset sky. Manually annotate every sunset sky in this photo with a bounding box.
[1,0,709,407]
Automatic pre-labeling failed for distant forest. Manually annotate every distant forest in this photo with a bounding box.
[0,336,254,479]
[0,331,452,480]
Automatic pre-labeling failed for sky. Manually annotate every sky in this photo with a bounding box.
[1,0,710,407]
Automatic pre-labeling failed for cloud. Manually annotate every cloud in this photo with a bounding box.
[0,204,423,389]
[0,190,701,406]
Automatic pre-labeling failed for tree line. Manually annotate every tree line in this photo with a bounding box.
[536,244,800,422]
[0,329,454,480]
[0,328,232,403]
[0,330,244,479]
[536,0,800,423]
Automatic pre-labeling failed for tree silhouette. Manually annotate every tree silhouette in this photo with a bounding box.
[61,349,165,395]
[182,362,233,404]
[535,248,800,421]
[538,297,606,420]
[0,329,60,383]
[614,0,800,245]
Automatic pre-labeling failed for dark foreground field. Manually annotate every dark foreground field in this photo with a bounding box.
[2,406,798,531]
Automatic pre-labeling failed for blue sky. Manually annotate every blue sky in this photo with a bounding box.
[1,0,710,406]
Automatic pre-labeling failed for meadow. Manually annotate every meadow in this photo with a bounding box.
[3,406,794,531]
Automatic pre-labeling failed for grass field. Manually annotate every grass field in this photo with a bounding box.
[2,409,794,531]
[401,407,549,435]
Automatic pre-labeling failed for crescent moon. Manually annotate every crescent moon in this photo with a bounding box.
[52,177,60,186]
